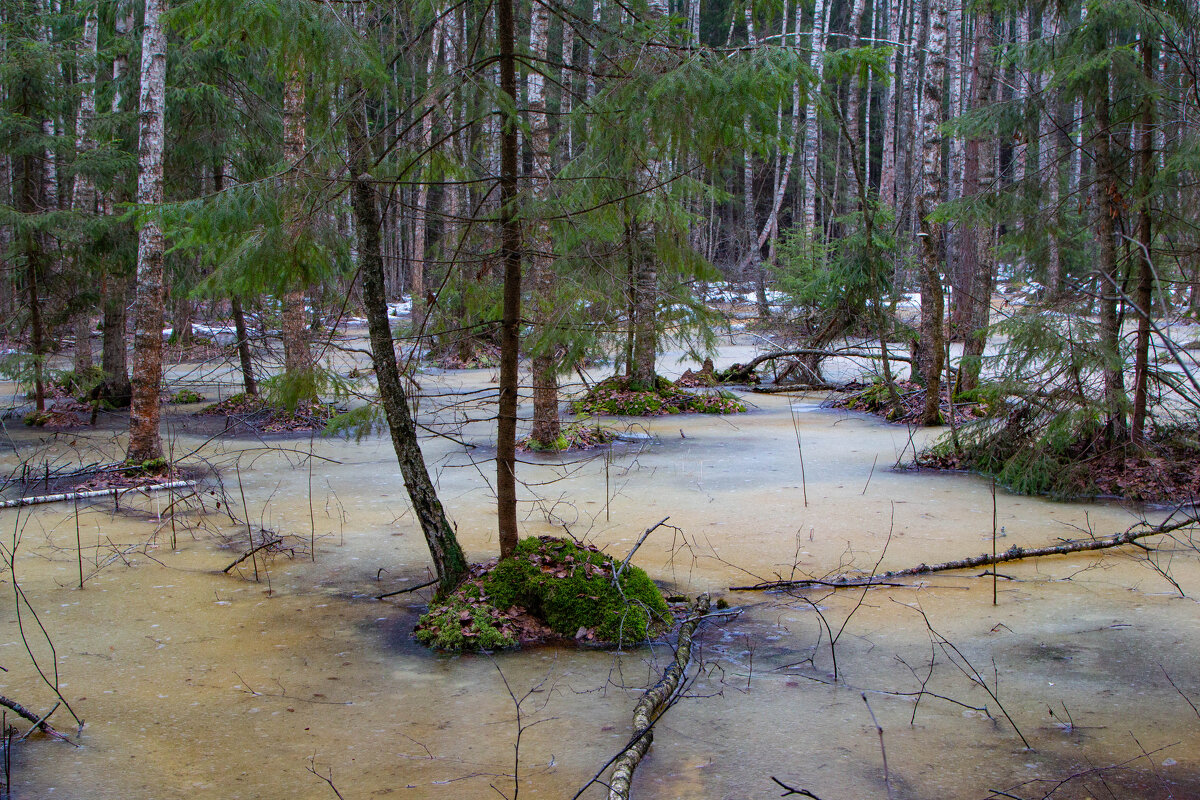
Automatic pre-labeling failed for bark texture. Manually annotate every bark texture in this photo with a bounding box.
[607,593,710,800]
[527,0,562,449]
[496,0,522,558]
[345,87,467,596]
[127,0,168,465]
[916,0,947,426]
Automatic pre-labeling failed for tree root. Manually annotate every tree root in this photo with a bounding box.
[730,515,1198,592]
[607,593,710,800]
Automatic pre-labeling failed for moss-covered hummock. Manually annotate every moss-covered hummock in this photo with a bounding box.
[518,421,620,452]
[571,375,746,417]
[415,536,671,652]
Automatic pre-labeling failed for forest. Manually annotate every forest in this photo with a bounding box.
[1,0,1199,797]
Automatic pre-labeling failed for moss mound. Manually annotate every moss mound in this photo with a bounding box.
[415,536,671,652]
[518,421,620,452]
[198,393,339,432]
[571,375,746,417]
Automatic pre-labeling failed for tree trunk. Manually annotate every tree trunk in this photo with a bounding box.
[345,84,468,597]
[281,68,312,383]
[101,1,134,406]
[1039,9,1063,298]
[879,0,904,207]
[70,4,100,376]
[1094,70,1128,443]
[497,0,522,558]
[917,0,947,426]
[231,297,258,397]
[802,0,829,233]
[127,0,168,465]
[1130,35,1155,444]
[954,11,997,396]
[527,0,562,449]
[19,153,47,413]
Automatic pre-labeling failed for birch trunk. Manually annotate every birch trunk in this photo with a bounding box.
[527,0,562,449]
[879,0,904,207]
[802,0,828,233]
[917,0,947,426]
[411,15,443,335]
[127,0,168,465]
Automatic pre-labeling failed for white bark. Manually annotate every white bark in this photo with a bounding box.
[802,0,829,233]
[127,0,168,464]
[879,0,905,206]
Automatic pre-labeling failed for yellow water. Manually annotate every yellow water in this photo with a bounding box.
[1,348,1198,799]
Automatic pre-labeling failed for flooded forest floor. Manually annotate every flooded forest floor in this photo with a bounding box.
[1,334,1199,799]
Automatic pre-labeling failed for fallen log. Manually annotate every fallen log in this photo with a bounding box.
[608,593,710,800]
[0,480,195,509]
[724,348,912,383]
[730,516,1197,592]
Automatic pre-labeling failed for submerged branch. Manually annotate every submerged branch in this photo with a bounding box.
[0,694,71,742]
[731,515,1198,592]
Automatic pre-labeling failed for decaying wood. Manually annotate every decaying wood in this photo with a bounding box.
[0,481,195,510]
[731,516,1197,592]
[607,593,710,800]
[0,694,70,742]
[724,348,913,383]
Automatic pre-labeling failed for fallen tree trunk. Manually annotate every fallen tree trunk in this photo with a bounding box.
[731,516,1197,592]
[724,348,913,383]
[0,480,194,509]
[608,593,710,800]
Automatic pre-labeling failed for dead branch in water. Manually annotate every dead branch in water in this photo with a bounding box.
[222,538,283,574]
[0,695,69,742]
[731,514,1198,592]
[607,593,710,800]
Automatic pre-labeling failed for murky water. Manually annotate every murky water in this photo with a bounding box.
[1,339,1198,799]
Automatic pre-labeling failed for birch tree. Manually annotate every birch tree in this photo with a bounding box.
[127,0,168,465]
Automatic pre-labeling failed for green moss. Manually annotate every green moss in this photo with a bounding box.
[414,593,518,651]
[121,457,170,477]
[571,376,746,417]
[527,433,570,452]
[484,537,669,645]
[170,389,205,404]
[415,537,671,652]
